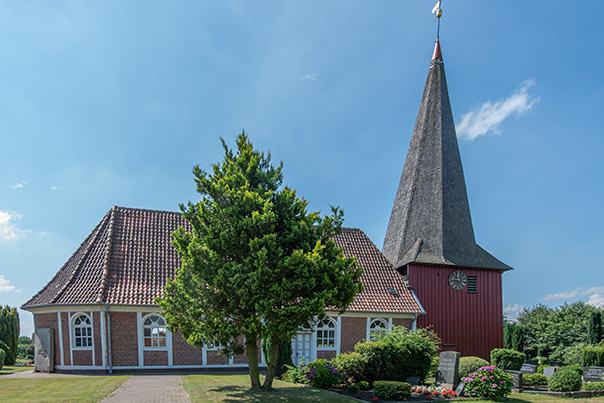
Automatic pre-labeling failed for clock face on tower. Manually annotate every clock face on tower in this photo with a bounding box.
[448,270,467,290]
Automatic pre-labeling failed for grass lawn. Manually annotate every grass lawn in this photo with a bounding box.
[0,376,129,402]
[183,374,354,402]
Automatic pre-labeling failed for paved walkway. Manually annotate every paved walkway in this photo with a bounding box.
[101,375,191,403]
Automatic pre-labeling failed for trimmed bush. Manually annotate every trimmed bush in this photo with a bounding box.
[582,347,604,367]
[358,381,370,390]
[562,364,583,377]
[303,359,342,389]
[490,348,525,370]
[459,356,489,378]
[285,357,308,384]
[347,384,360,394]
[548,368,582,392]
[583,381,604,391]
[462,366,514,401]
[332,352,367,384]
[0,348,5,370]
[354,326,439,384]
[373,381,411,400]
[522,373,548,387]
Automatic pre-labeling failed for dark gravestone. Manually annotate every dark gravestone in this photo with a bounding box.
[583,366,604,383]
[505,370,523,392]
[543,366,558,378]
[406,376,420,385]
[435,351,460,389]
[34,328,54,372]
[520,364,537,374]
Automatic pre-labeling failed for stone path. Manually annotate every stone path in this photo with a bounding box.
[102,375,191,403]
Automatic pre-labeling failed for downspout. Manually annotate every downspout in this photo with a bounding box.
[411,313,418,330]
[105,304,113,374]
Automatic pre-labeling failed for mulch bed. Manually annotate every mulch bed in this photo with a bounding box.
[331,389,463,401]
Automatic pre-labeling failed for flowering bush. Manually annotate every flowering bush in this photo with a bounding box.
[411,385,456,398]
[461,365,513,401]
[303,359,342,389]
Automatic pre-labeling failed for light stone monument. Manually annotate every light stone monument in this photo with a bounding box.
[34,328,54,372]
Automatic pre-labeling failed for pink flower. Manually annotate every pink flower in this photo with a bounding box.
[492,383,498,387]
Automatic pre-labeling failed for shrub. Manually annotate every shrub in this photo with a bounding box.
[548,368,582,392]
[562,364,583,377]
[354,326,439,384]
[332,352,367,384]
[582,347,604,367]
[583,381,604,391]
[373,381,411,400]
[358,380,370,390]
[461,365,513,401]
[303,359,342,389]
[490,348,525,370]
[0,348,5,370]
[427,355,439,378]
[347,383,360,394]
[459,356,489,378]
[285,357,308,384]
[522,373,548,387]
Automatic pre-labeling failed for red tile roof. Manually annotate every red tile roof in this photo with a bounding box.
[23,207,423,314]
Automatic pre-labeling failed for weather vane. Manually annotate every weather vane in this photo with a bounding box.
[431,0,443,40]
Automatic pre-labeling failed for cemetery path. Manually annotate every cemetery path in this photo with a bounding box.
[102,375,192,403]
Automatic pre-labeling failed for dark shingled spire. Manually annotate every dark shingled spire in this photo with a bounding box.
[382,40,511,271]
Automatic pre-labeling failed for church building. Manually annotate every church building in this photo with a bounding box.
[23,38,510,372]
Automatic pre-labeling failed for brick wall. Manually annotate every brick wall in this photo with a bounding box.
[172,330,202,366]
[109,312,139,366]
[72,350,93,366]
[206,350,229,365]
[317,350,336,360]
[93,312,103,366]
[143,350,168,366]
[340,317,366,353]
[33,313,61,367]
[392,318,412,328]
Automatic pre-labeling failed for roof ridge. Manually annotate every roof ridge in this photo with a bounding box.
[96,207,118,303]
[113,205,183,215]
[52,209,113,304]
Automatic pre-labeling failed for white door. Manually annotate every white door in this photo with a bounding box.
[291,332,312,366]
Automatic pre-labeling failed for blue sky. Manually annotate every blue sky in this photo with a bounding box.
[1,1,602,336]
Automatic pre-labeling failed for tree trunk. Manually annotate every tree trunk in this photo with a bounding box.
[245,335,261,389]
[262,336,282,390]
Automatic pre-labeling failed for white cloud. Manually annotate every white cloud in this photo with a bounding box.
[543,286,604,308]
[9,180,27,190]
[300,71,319,81]
[0,275,17,293]
[504,303,524,321]
[0,210,23,240]
[456,79,538,141]
[50,186,57,190]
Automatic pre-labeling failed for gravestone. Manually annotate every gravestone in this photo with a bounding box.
[454,382,465,397]
[583,366,604,383]
[34,328,54,372]
[435,351,460,389]
[543,366,558,378]
[520,364,537,374]
[405,376,420,385]
[505,370,523,392]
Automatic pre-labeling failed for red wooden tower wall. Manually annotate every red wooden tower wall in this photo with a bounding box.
[408,264,503,360]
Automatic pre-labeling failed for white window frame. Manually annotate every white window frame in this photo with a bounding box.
[368,318,389,341]
[70,312,93,350]
[141,313,169,351]
[315,317,337,350]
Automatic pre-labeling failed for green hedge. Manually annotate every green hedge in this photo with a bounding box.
[582,347,604,367]
[459,356,489,378]
[583,382,604,391]
[548,368,583,392]
[373,381,411,400]
[490,348,525,370]
[522,373,548,387]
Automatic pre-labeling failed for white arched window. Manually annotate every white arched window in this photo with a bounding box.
[316,318,336,348]
[72,313,93,348]
[369,318,389,341]
[143,314,167,348]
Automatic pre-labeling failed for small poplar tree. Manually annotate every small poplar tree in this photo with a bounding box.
[588,311,602,345]
[0,305,19,365]
[157,133,363,389]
